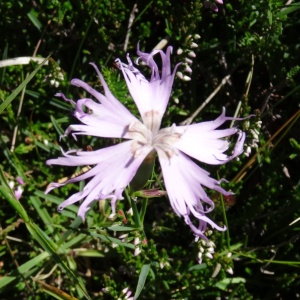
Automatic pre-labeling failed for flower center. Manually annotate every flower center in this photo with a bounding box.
[128,115,182,160]
[153,125,182,159]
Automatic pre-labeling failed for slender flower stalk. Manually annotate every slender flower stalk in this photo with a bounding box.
[46,44,247,239]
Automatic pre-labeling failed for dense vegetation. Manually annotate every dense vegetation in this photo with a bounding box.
[1,1,299,299]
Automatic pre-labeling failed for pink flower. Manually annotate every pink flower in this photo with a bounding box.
[46,45,246,239]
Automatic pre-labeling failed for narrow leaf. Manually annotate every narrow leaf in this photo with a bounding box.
[27,9,43,31]
[134,264,151,299]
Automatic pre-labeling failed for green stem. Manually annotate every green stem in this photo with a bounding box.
[139,198,148,224]
[217,171,231,248]
[220,193,231,248]
[125,189,142,230]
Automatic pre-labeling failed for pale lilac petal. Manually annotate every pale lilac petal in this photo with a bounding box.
[180,107,242,132]
[46,141,152,219]
[62,97,135,139]
[56,87,137,140]
[117,45,179,132]
[72,63,135,120]
[47,141,140,167]
[174,108,247,165]
[157,150,227,237]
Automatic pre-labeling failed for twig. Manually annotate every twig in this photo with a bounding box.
[123,3,138,52]
[0,57,49,68]
[229,54,254,128]
[180,74,231,125]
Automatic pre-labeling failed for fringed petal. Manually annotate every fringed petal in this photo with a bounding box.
[158,150,227,238]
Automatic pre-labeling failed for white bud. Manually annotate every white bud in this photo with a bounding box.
[134,237,141,245]
[250,129,259,140]
[194,34,201,40]
[190,42,198,48]
[207,247,215,253]
[9,181,15,189]
[205,252,214,259]
[188,51,196,58]
[245,146,251,157]
[198,252,203,260]
[256,120,262,128]
[177,48,183,55]
[207,241,216,248]
[244,120,250,130]
[201,239,207,246]
[184,57,193,64]
[226,267,234,275]
[176,71,183,79]
[58,72,64,81]
[119,233,128,240]
[185,64,193,73]
[182,75,191,81]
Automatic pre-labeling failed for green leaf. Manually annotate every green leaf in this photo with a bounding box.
[134,264,151,299]
[215,277,246,291]
[50,115,65,136]
[27,9,43,31]
[88,232,135,249]
[107,225,137,232]
[188,263,207,271]
[278,3,300,17]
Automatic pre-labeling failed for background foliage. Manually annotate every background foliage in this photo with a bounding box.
[1,0,299,299]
